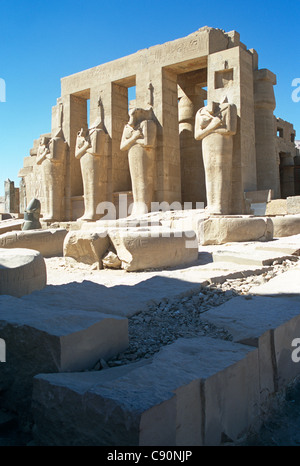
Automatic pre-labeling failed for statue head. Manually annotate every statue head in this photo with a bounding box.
[128,106,154,127]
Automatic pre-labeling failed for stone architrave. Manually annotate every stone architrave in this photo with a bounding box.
[36,104,67,222]
[75,97,107,221]
[195,98,237,215]
[120,107,157,217]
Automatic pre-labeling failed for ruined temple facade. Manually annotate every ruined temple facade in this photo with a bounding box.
[18,27,299,221]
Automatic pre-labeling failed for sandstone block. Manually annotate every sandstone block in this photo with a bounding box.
[287,196,300,214]
[0,294,128,425]
[63,230,110,267]
[108,226,198,271]
[0,248,46,297]
[200,216,273,245]
[31,337,258,446]
[0,219,23,235]
[265,199,287,216]
[271,215,300,237]
[0,228,68,257]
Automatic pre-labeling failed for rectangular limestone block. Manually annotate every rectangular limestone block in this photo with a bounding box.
[31,336,258,446]
[202,296,300,347]
[271,215,300,237]
[0,295,128,425]
[0,248,46,297]
[200,216,273,245]
[265,199,287,216]
[63,230,110,267]
[287,196,300,214]
[0,219,23,235]
[108,226,199,271]
[0,228,68,257]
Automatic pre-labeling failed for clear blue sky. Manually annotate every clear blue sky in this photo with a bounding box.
[0,0,299,196]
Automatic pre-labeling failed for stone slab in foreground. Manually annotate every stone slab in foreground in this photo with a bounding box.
[0,295,128,425]
[32,336,260,446]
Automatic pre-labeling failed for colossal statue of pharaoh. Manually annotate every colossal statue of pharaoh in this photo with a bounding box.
[120,106,157,217]
[36,104,67,222]
[194,97,237,215]
[75,97,107,221]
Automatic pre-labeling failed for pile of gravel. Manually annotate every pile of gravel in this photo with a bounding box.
[100,258,299,369]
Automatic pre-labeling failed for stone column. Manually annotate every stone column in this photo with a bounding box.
[4,179,19,214]
[207,47,257,214]
[280,153,295,198]
[254,69,280,198]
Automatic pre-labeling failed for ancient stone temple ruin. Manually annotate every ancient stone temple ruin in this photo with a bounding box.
[18,26,299,222]
[3,27,300,447]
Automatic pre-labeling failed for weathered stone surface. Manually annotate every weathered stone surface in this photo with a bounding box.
[195,100,237,215]
[32,337,257,446]
[63,230,110,267]
[0,219,23,235]
[212,248,296,266]
[120,106,157,217]
[0,294,128,425]
[249,263,300,298]
[75,98,109,221]
[272,215,300,237]
[265,199,287,216]
[200,216,273,245]
[202,295,300,346]
[0,248,46,297]
[108,227,198,271]
[0,229,67,257]
[287,196,300,215]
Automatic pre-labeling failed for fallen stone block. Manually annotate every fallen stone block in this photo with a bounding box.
[249,264,300,298]
[202,295,300,346]
[31,336,259,446]
[0,248,46,297]
[287,196,300,215]
[265,199,287,216]
[271,215,300,237]
[63,230,110,267]
[254,235,300,256]
[200,216,273,245]
[0,228,68,257]
[108,227,199,271]
[202,294,300,401]
[0,218,24,235]
[212,248,296,266]
[0,294,128,426]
